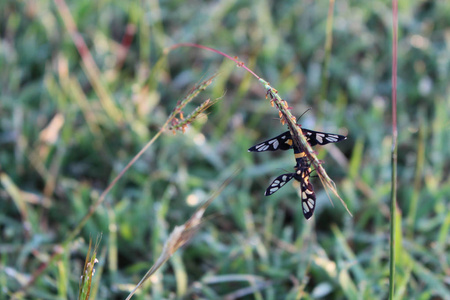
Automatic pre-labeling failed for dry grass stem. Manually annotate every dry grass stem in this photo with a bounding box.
[125,171,237,299]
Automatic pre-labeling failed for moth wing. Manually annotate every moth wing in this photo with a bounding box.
[264,173,295,196]
[248,131,292,152]
[301,128,347,147]
[299,169,316,219]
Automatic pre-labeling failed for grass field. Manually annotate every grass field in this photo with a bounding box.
[1,0,449,299]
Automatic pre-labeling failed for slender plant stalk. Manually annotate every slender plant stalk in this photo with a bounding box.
[64,75,218,243]
[389,0,399,299]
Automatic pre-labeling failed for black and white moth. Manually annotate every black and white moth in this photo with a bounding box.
[265,158,316,220]
[248,127,346,153]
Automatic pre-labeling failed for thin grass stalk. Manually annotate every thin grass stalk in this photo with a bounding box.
[389,0,399,299]
[64,75,217,244]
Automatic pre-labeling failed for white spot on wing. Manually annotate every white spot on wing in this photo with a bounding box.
[303,202,309,212]
[269,139,279,149]
[325,135,338,142]
[316,133,324,144]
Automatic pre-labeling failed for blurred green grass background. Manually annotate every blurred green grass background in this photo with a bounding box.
[1,0,449,299]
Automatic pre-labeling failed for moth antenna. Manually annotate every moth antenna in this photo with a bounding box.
[296,108,312,125]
